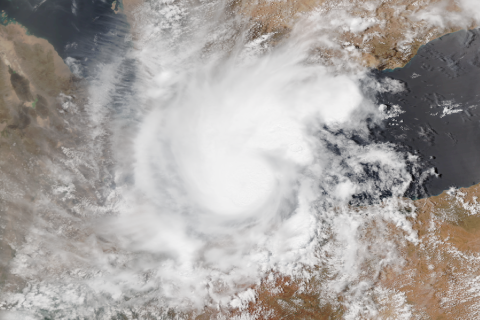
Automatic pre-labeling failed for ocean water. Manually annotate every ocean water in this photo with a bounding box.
[2,1,480,317]
[376,28,480,197]
[0,0,129,76]
[4,0,479,199]
[0,1,421,317]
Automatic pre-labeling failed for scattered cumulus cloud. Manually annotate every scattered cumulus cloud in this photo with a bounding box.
[0,0,432,318]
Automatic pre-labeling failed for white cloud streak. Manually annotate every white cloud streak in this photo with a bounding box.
[0,0,427,318]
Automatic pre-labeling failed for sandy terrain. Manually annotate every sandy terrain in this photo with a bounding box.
[2,0,480,318]
[0,23,99,294]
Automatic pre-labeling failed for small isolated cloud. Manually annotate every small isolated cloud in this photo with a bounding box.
[0,0,426,318]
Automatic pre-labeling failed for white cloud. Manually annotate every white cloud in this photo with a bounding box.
[413,0,480,29]
[64,57,82,77]
[0,0,426,317]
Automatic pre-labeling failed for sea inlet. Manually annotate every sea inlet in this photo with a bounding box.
[375,28,480,197]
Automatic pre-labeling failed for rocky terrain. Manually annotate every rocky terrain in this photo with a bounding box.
[221,186,480,319]
[0,22,110,298]
[235,0,474,69]
[2,0,480,319]
[123,0,475,70]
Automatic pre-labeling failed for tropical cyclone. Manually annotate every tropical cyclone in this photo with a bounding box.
[117,0,480,318]
[1,0,480,319]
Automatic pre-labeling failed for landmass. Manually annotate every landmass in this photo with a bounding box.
[2,0,480,319]
[122,0,475,69]
[0,22,102,296]
[236,0,474,70]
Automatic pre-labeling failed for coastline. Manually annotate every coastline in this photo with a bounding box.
[382,27,477,73]
[2,1,480,319]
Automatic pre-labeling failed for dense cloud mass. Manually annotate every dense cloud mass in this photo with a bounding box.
[4,0,468,318]
[100,0,418,308]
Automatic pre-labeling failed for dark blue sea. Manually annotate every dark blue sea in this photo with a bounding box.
[0,0,129,76]
[375,29,480,197]
[3,1,480,198]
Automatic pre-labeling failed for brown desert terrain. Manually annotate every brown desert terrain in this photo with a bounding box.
[3,0,480,318]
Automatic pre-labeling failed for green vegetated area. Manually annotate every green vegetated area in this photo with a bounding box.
[0,10,16,26]
[0,10,31,35]
[110,0,124,13]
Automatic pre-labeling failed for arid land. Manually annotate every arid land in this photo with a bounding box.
[2,0,480,318]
